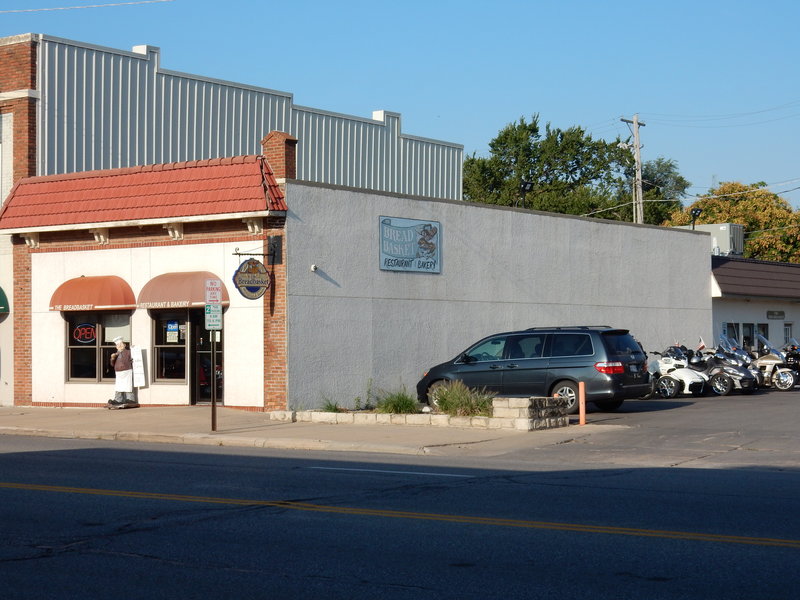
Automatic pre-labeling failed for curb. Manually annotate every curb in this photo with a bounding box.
[0,426,427,455]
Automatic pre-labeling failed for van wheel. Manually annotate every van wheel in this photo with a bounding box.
[595,399,624,412]
[552,381,579,414]
[426,380,448,407]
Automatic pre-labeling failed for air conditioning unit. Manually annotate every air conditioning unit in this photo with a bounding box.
[676,223,744,256]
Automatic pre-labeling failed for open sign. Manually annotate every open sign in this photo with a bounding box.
[72,323,97,344]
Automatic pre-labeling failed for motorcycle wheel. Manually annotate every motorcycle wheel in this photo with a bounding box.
[709,373,733,396]
[771,369,797,391]
[656,375,680,399]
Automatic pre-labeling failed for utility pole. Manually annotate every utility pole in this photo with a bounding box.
[620,114,645,224]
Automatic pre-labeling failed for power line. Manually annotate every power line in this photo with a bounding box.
[745,223,800,237]
[645,112,800,129]
[0,0,173,13]
[644,99,800,122]
[694,185,800,201]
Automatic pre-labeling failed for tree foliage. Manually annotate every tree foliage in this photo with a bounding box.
[640,157,691,225]
[463,115,690,226]
[662,182,800,262]
[463,115,632,216]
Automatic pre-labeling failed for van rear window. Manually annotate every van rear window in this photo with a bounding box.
[604,333,644,356]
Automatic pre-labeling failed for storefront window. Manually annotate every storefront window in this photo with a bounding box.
[153,311,187,381]
[66,312,131,381]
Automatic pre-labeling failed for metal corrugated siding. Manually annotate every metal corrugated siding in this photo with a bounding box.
[36,36,463,200]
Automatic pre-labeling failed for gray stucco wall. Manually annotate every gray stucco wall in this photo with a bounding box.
[285,182,713,409]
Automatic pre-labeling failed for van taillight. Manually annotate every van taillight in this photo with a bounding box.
[595,361,624,374]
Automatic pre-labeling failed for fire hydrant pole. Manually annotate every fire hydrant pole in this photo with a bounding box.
[578,381,586,426]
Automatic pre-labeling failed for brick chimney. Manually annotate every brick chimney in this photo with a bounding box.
[260,131,298,180]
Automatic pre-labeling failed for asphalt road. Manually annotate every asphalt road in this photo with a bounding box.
[2,390,799,599]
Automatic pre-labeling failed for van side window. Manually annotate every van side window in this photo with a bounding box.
[507,335,545,358]
[466,337,506,362]
[551,333,593,357]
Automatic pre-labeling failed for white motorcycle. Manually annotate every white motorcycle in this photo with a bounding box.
[648,346,707,398]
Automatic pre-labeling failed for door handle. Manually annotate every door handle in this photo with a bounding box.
[489,365,502,369]
[506,363,519,368]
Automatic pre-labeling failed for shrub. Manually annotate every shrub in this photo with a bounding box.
[321,398,343,413]
[353,378,377,411]
[375,389,419,414]
[433,380,495,417]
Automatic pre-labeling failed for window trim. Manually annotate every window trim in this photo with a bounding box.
[151,309,189,383]
[64,311,131,383]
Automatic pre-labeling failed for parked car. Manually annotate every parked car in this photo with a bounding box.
[416,326,650,414]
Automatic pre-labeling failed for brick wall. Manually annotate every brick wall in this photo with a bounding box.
[261,131,297,180]
[11,240,31,405]
[0,39,38,190]
[263,217,287,410]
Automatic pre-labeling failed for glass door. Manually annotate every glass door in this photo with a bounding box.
[190,310,223,405]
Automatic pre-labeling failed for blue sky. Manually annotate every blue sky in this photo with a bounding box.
[2,0,799,206]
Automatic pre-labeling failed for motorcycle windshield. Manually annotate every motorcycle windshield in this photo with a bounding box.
[756,334,785,360]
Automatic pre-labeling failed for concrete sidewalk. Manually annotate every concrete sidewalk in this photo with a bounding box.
[0,405,608,456]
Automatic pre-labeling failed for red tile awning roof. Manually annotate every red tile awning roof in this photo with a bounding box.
[50,275,136,311]
[0,155,286,232]
[138,271,230,309]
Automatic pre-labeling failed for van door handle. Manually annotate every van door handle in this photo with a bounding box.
[506,363,519,368]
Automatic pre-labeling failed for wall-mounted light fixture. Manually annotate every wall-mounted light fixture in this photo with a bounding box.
[517,180,534,208]
[690,208,703,230]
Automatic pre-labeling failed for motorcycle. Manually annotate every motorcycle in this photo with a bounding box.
[749,333,797,391]
[647,346,707,398]
[683,341,758,395]
[781,337,800,376]
[718,335,765,388]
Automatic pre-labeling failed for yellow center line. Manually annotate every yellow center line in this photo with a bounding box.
[2,481,798,549]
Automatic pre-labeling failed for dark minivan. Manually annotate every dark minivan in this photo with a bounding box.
[416,326,649,413]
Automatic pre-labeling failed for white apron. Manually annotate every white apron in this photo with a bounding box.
[115,369,134,393]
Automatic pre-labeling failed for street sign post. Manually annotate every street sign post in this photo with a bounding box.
[204,279,223,431]
[204,303,222,330]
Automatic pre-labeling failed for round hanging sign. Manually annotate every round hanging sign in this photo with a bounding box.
[232,258,271,300]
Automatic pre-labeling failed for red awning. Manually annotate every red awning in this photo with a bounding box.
[49,276,136,311]
[137,271,230,309]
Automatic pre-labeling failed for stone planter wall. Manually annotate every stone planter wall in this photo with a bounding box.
[268,396,568,432]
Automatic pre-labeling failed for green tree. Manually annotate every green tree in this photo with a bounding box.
[662,182,800,262]
[463,115,632,217]
[640,157,691,225]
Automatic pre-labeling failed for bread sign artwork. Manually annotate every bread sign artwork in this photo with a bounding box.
[232,258,271,299]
